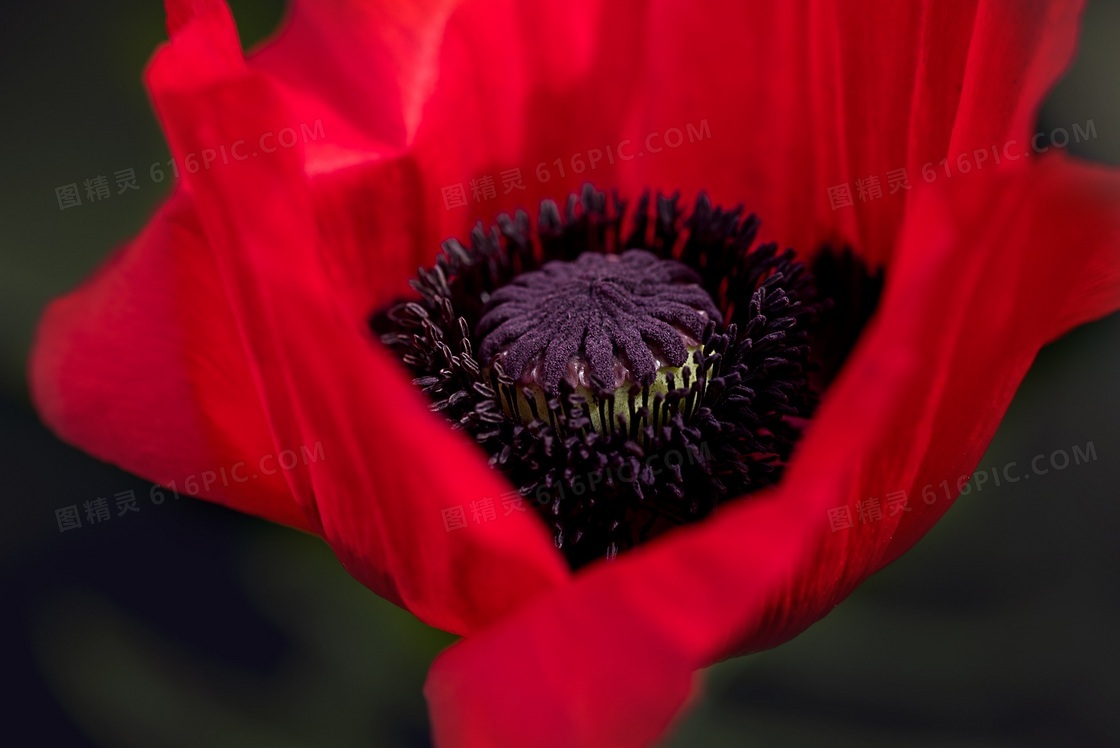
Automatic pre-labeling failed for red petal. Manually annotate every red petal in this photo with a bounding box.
[31,2,312,532]
[247,0,1088,286]
[30,191,312,533]
[425,155,1120,747]
[245,0,474,317]
[249,0,463,153]
[612,0,1089,267]
[146,3,569,634]
[247,0,653,313]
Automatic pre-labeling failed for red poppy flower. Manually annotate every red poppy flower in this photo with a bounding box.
[30,0,1120,746]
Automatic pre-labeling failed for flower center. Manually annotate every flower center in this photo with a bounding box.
[477,250,721,432]
[374,186,882,568]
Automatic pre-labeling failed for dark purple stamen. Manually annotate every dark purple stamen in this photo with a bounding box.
[373,185,879,568]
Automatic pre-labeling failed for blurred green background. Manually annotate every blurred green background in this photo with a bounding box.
[1,2,1118,746]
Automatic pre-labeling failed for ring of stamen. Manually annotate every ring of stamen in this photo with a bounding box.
[376,185,828,567]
